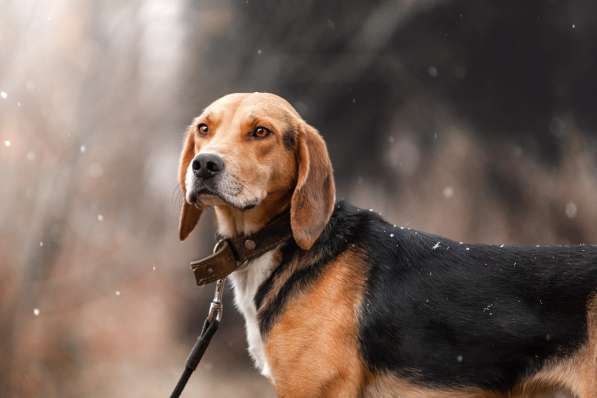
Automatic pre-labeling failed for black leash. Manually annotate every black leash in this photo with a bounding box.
[169,278,225,398]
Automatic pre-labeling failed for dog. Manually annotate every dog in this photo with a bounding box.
[178,92,597,398]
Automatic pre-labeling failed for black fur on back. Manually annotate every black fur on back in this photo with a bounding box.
[255,201,597,391]
[350,203,597,391]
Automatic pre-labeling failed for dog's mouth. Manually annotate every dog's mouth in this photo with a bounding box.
[190,186,258,211]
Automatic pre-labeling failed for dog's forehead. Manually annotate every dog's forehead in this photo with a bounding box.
[203,92,300,121]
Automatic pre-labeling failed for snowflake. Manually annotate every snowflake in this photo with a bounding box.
[442,186,454,198]
[565,202,577,218]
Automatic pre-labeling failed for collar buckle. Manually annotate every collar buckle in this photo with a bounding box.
[189,211,292,286]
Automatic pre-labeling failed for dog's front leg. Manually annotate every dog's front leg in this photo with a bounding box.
[274,375,362,398]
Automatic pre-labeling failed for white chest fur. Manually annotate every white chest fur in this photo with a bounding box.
[229,250,276,380]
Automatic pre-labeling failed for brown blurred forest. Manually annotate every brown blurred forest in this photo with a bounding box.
[1,1,597,397]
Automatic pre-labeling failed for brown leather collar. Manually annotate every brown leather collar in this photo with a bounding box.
[190,211,292,286]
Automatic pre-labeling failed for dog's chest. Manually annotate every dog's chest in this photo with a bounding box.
[229,251,276,380]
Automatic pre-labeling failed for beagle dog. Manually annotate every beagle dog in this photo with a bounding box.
[178,92,597,398]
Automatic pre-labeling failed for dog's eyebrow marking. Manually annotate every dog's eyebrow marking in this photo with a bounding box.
[246,114,258,126]
[283,129,296,150]
[201,112,217,123]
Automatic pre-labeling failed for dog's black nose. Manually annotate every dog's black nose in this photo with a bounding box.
[192,153,225,179]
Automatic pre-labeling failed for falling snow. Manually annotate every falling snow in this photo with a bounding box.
[26,151,36,160]
[4,140,11,147]
[80,145,86,153]
[432,242,440,250]
[456,355,463,363]
[565,202,577,218]
[39,241,44,247]
[442,186,454,198]
[115,290,121,296]
[0,91,7,99]
[465,247,470,251]
[499,244,504,248]
[33,308,40,316]
[97,214,104,221]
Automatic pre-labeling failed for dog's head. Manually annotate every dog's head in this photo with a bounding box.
[178,92,335,250]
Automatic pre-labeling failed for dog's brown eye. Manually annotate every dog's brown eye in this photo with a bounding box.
[251,126,271,139]
[197,123,209,136]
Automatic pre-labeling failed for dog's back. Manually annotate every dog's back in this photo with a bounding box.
[321,201,597,395]
[352,207,595,388]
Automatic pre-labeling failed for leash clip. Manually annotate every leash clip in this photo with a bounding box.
[206,240,226,322]
[207,278,225,323]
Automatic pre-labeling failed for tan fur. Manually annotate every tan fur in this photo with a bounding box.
[255,249,328,316]
[365,374,506,398]
[264,250,367,398]
[290,123,336,250]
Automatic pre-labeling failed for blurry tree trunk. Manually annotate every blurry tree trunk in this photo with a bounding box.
[0,2,144,396]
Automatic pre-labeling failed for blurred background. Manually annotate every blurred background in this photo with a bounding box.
[1,0,597,396]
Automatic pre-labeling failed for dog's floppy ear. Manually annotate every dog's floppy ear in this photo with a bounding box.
[290,122,336,250]
[178,129,202,240]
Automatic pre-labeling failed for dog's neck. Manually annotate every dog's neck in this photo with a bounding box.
[213,193,292,380]
[213,192,291,238]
